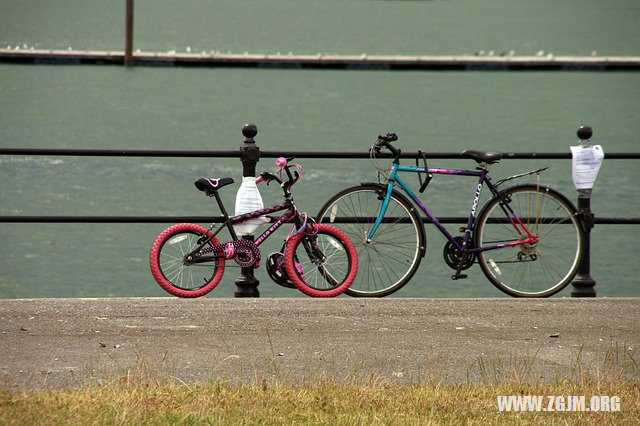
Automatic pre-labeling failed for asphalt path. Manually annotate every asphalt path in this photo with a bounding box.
[1,298,638,390]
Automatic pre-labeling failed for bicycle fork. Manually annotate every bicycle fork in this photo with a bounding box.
[366,181,395,244]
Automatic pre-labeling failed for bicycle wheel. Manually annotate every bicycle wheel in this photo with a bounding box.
[149,223,225,298]
[475,184,584,297]
[284,224,358,298]
[317,184,425,297]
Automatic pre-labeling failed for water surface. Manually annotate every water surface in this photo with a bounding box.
[1,1,639,298]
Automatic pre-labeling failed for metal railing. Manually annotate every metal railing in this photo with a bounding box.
[2,140,640,298]
[0,147,639,225]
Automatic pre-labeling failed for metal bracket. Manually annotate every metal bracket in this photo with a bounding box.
[578,209,595,232]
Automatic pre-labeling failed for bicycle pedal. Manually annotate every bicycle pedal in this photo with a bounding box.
[451,274,468,281]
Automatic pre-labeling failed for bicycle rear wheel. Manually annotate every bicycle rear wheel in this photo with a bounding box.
[475,184,584,297]
[317,184,425,297]
[149,223,225,298]
[284,224,358,297]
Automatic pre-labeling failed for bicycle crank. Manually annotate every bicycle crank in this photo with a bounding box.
[443,236,476,271]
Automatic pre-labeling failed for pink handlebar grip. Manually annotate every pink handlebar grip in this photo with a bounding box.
[276,157,287,168]
[255,175,264,184]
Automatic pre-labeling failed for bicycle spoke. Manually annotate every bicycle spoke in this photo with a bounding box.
[476,186,582,297]
[317,186,423,296]
[155,228,223,292]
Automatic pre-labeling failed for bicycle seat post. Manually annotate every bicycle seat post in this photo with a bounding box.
[235,123,261,298]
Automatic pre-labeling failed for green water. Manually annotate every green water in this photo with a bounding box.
[2,0,640,56]
[1,1,639,298]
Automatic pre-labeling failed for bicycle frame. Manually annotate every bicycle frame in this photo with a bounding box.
[188,196,297,262]
[370,163,539,254]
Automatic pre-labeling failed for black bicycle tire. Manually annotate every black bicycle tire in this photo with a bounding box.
[474,184,584,297]
[317,184,425,297]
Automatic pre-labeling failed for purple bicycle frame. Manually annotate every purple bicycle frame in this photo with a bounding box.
[375,163,537,254]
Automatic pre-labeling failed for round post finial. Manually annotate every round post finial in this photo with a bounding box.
[577,125,593,142]
[242,123,258,142]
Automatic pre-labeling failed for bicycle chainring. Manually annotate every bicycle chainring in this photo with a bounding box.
[443,236,476,270]
[231,239,261,267]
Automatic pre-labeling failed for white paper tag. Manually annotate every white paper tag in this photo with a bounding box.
[570,145,604,190]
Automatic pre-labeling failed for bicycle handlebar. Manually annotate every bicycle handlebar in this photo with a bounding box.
[256,171,283,185]
[256,157,301,192]
[373,133,401,159]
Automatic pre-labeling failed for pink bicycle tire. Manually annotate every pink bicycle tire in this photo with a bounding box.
[149,223,225,298]
[284,224,358,298]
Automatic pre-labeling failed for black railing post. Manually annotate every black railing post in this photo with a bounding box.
[234,123,261,297]
[124,0,134,67]
[571,125,597,297]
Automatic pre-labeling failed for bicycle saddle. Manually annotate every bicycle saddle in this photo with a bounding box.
[461,150,502,165]
[194,177,234,193]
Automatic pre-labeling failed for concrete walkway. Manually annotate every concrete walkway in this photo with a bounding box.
[1,298,638,390]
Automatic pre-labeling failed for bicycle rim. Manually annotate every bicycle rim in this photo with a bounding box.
[476,185,583,297]
[317,185,423,297]
[285,225,356,296]
[154,225,224,295]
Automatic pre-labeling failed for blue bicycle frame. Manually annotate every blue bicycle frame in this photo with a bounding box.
[368,163,538,254]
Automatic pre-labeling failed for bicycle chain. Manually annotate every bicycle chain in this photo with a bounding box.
[196,239,261,267]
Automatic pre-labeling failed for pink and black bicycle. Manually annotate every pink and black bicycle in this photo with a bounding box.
[149,158,358,298]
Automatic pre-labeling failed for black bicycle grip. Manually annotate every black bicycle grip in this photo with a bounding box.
[374,134,398,154]
[257,171,281,185]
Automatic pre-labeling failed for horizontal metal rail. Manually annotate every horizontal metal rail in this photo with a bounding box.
[3,49,640,71]
[1,148,640,159]
[0,216,637,224]
[1,148,638,225]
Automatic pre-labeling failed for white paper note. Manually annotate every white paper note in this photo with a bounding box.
[570,145,604,190]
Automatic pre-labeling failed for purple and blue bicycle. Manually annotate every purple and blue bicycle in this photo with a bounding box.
[317,133,584,298]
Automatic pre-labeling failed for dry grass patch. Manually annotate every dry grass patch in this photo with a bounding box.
[1,378,638,424]
[1,342,638,424]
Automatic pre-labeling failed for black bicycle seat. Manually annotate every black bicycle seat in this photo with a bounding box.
[194,177,234,193]
[461,150,502,164]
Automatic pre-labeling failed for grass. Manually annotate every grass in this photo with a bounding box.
[1,343,638,424]
[1,379,638,425]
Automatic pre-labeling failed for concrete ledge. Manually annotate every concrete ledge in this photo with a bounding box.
[2,49,640,70]
[1,297,638,389]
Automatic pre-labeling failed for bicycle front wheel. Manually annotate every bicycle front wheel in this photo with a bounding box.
[284,224,358,297]
[317,184,425,297]
[149,223,225,298]
[475,184,584,297]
